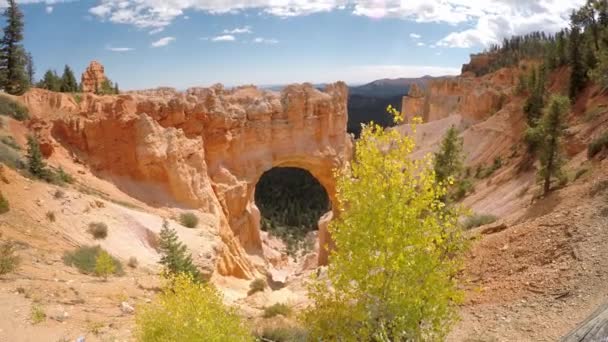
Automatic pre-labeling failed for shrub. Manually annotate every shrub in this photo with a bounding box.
[0,192,8,214]
[128,257,138,269]
[95,250,116,280]
[87,222,108,239]
[588,132,608,159]
[45,211,56,222]
[0,135,20,150]
[26,135,50,179]
[0,95,29,121]
[257,326,308,342]
[263,303,292,318]
[135,273,251,341]
[574,167,589,181]
[56,167,74,184]
[248,278,266,295]
[54,189,65,199]
[179,212,199,228]
[73,94,83,104]
[63,246,123,275]
[303,107,466,341]
[30,305,46,324]
[452,178,474,201]
[0,241,19,275]
[463,214,498,230]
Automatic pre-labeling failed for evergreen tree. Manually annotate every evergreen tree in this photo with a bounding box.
[25,52,34,85]
[158,220,202,282]
[26,135,48,178]
[113,82,119,94]
[523,65,547,125]
[60,65,78,92]
[0,0,28,95]
[569,25,587,100]
[538,96,570,195]
[38,69,60,91]
[434,126,464,185]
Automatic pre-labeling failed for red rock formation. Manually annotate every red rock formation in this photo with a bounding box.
[25,82,351,278]
[81,61,106,93]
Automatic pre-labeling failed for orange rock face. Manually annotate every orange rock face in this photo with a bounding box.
[26,83,352,278]
[81,61,106,93]
[402,67,518,124]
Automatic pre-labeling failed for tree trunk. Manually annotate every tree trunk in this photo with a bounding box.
[562,303,608,341]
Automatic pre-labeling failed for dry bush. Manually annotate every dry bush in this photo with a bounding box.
[87,222,108,239]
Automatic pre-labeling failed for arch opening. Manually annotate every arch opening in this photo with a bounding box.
[254,167,331,258]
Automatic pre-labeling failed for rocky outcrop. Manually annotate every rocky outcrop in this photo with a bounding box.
[81,61,106,93]
[401,67,517,124]
[29,82,351,278]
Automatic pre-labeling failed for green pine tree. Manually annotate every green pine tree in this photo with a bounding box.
[158,220,202,282]
[434,126,464,193]
[0,0,28,95]
[26,135,48,179]
[538,96,570,195]
[113,82,119,94]
[25,51,34,86]
[569,25,588,100]
[38,69,61,91]
[60,65,78,92]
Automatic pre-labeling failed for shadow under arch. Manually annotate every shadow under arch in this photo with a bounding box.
[246,158,339,266]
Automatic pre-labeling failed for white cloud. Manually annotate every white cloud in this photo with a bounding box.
[106,46,134,52]
[83,0,584,49]
[150,36,175,48]
[253,37,279,44]
[45,5,53,13]
[224,26,252,34]
[212,34,236,42]
[409,33,421,39]
[148,27,164,35]
[416,42,425,46]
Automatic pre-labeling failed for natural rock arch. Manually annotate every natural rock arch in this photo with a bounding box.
[33,81,351,277]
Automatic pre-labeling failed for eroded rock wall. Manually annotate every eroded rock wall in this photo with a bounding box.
[22,83,351,278]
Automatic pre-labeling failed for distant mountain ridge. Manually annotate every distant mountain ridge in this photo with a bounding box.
[348,76,443,98]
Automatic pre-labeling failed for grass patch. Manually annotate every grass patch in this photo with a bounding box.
[73,94,83,104]
[248,278,266,296]
[179,212,199,228]
[588,132,608,159]
[263,303,292,318]
[463,214,498,230]
[63,246,123,276]
[0,191,8,214]
[0,241,19,275]
[87,222,108,239]
[0,95,29,121]
[30,305,46,325]
[257,326,308,342]
[0,135,20,150]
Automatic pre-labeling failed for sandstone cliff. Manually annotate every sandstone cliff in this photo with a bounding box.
[18,82,352,278]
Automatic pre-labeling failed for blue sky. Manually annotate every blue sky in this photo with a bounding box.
[17,0,584,90]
